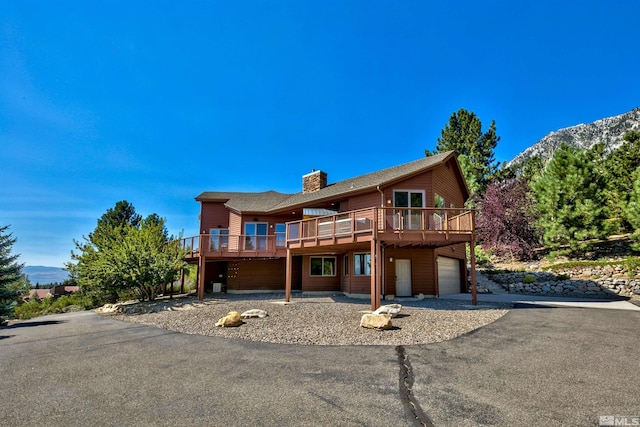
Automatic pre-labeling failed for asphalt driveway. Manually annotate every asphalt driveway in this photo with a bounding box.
[2,305,639,426]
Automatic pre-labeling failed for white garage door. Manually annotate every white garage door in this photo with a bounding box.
[437,256,461,295]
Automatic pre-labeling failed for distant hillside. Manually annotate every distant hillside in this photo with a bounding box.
[24,266,69,285]
[509,107,640,166]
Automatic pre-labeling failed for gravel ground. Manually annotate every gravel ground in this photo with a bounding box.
[104,293,509,346]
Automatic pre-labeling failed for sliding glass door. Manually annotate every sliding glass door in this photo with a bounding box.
[394,191,424,230]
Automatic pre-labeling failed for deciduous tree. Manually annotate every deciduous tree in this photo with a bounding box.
[67,202,186,302]
[476,178,540,260]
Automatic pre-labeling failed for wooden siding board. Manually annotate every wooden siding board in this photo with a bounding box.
[200,202,230,232]
[226,259,286,291]
[432,163,466,208]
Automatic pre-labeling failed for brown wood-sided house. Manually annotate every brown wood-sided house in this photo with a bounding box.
[181,151,478,310]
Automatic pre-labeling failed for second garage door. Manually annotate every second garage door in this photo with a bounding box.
[437,256,461,295]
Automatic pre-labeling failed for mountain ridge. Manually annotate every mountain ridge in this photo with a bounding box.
[24,266,69,285]
[509,107,640,166]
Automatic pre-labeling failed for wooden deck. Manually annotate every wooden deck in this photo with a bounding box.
[179,207,474,260]
[286,207,474,250]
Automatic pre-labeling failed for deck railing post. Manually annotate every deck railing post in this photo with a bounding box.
[285,249,292,302]
[197,240,206,301]
[470,212,477,305]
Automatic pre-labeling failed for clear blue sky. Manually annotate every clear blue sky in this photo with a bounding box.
[2,1,639,268]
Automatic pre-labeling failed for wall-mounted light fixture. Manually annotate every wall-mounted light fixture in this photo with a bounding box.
[389,257,394,263]
[386,199,392,205]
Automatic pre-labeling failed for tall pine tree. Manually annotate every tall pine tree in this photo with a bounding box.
[599,132,640,233]
[428,108,500,195]
[0,225,24,321]
[627,166,640,251]
[532,144,607,255]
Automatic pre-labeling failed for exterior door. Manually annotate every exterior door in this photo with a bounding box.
[395,259,412,297]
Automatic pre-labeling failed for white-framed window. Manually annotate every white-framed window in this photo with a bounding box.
[209,228,229,251]
[275,223,286,247]
[394,190,425,230]
[244,222,268,250]
[310,257,336,276]
[354,253,371,276]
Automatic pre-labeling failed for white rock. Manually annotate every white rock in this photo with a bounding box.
[373,304,402,318]
[240,309,268,319]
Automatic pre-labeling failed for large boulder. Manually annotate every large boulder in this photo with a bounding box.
[215,311,243,327]
[360,313,393,330]
[240,309,268,319]
[373,304,402,318]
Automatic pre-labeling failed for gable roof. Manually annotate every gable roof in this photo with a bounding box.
[195,151,465,213]
[195,190,294,213]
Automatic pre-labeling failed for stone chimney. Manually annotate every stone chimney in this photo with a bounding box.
[302,169,328,194]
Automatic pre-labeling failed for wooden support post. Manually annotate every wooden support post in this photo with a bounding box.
[180,268,185,294]
[285,249,292,302]
[370,238,380,311]
[470,213,477,306]
[197,253,205,301]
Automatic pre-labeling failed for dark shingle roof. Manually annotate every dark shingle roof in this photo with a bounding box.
[196,151,459,213]
[195,190,295,213]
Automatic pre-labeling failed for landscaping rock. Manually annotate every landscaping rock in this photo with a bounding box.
[360,313,392,330]
[373,304,402,318]
[97,303,124,314]
[215,311,242,327]
[240,309,268,319]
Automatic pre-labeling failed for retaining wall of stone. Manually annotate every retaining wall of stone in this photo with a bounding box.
[486,265,640,298]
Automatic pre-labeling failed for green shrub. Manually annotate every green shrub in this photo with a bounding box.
[554,274,571,281]
[13,294,95,320]
[625,257,640,278]
[467,244,492,266]
[523,274,537,284]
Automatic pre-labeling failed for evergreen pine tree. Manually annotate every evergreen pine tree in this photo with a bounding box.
[627,167,640,251]
[532,144,607,255]
[599,132,640,233]
[428,108,500,195]
[0,225,24,320]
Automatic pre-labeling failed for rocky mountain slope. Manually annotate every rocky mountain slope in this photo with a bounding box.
[509,107,640,166]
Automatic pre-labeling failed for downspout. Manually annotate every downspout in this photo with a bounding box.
[376,185,384,207]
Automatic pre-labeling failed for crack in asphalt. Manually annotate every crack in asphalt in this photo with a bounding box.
[396,345,434,427]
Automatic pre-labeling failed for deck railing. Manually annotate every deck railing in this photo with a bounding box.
[178,234,286,258]
[179,207,474,258]
[286,207,473,245]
